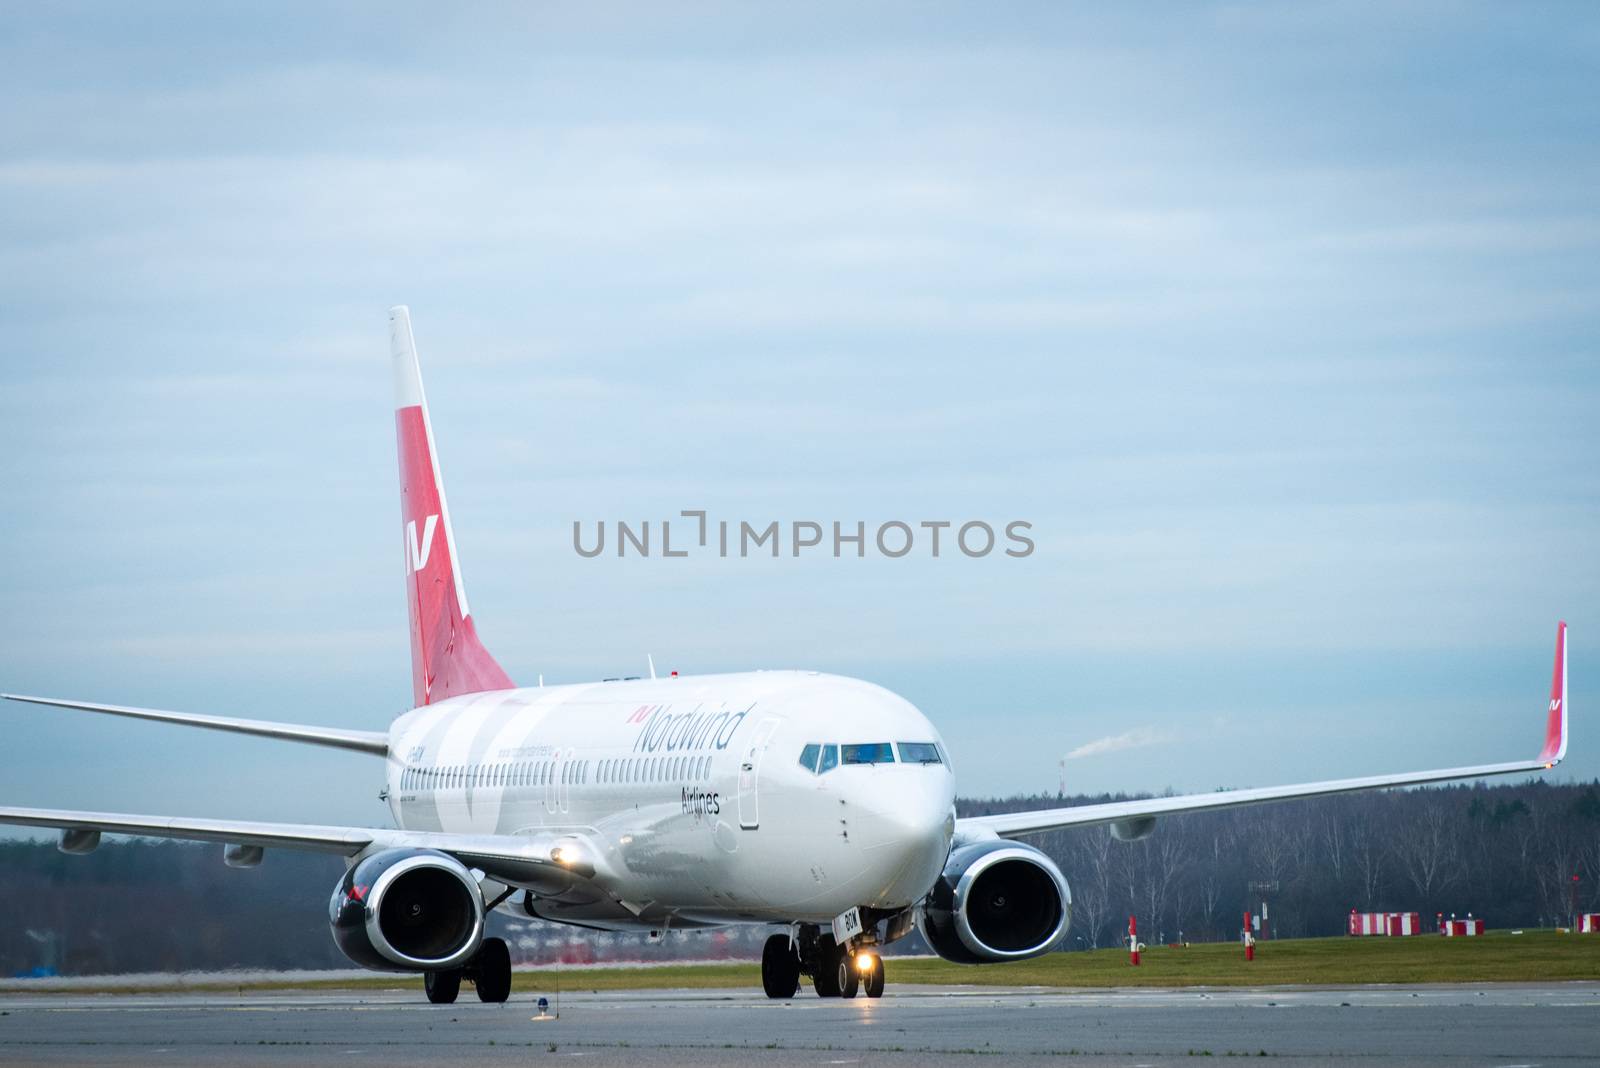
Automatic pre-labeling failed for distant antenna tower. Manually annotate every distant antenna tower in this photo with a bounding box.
[1058,757,1067,798]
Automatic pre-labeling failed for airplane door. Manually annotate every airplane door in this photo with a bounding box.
[737,718,780,830]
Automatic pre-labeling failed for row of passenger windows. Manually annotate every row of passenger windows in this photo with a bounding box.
[796,741,945,774]
[399,760,590,791]
[399,754,715,792]
[598,754,713,784]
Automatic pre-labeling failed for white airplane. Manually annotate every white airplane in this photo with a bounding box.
[1,308,1571,1003]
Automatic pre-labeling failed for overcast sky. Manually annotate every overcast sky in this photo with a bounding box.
[2,3,1596,829]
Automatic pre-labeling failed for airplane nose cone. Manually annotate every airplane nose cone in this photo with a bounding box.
[859,770,955,906]
[878,776,954,843]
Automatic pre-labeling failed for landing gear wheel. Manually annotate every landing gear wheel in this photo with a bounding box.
[471,936,512,1003]
[836,954,859,999]
[761,934,801,999]
[811,934,842,997]
[424,968,461,1004]
[863,954,884,998]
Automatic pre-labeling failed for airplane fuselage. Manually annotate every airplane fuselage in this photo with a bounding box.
[385,670,956,930]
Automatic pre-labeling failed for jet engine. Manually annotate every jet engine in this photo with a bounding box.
[329,848,485,971]
[916,840,1071,964]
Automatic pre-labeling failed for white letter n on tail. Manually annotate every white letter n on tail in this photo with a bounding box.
[406,514,439,573]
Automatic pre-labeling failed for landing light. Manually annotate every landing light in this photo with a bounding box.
[855,952,875,973]
[551,846,572,866]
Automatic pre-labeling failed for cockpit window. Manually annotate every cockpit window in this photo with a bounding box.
[818,744,839,774]
[798,743,821,772]
[841,743,895,765]
[898,742,942,764]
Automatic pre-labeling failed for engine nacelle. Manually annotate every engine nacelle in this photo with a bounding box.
[328,848,485,972]
[917,840,1071,964]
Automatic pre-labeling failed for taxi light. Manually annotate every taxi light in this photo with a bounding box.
[855,952,874,973]
[551,846,571,865]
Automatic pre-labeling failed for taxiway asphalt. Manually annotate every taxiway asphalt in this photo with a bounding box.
[1,982,1596,1066]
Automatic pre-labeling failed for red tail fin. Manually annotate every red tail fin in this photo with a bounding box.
[389,306,514,707]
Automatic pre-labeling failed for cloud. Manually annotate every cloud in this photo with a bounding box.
[1064,727,1179,761]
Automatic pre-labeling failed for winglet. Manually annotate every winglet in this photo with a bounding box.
[1539,621,1568,766]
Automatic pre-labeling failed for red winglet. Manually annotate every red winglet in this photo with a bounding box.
[1539,621,1568,766]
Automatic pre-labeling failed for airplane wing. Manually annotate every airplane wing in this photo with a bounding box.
[960,621,1570,841]
[0,805,591,883]
[2,694,389,756]
[0,805,376,854]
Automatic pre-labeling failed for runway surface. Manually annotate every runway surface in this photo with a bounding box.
[1,982,1597,1066]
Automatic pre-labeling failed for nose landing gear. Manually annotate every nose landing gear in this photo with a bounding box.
[859,951,885,999]
[833,952,860,998]
[772,924,887,999]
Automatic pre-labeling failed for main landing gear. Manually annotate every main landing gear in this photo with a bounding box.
[424,936,512,1004]
[762,928,885,1000]
[761,934,801,998]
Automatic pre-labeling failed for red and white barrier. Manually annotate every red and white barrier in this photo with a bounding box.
[1349,910,1421,936]
[1578,914,1600,933]
[1350,908,1388,933]
[1440,918,1484,936]
[1387,912,1421,936]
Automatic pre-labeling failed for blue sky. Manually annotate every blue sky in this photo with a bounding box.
[1,3,1596,828]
